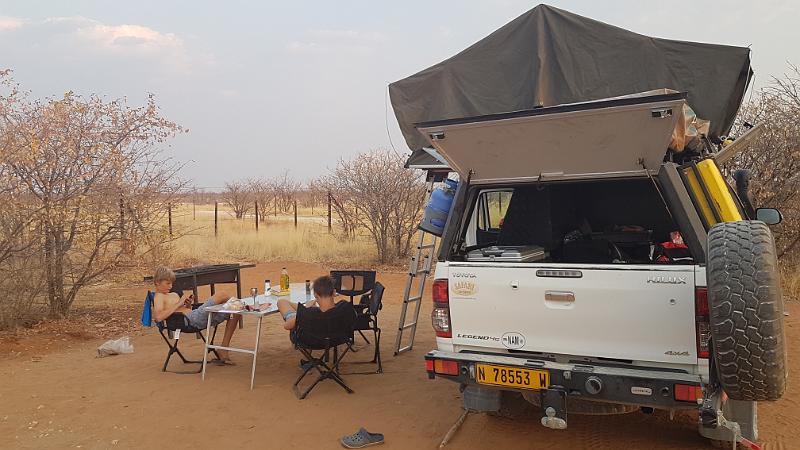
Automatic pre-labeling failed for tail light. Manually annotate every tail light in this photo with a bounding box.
[434,359,460,376]
[695,287,710,358]
[674,384,704,402]
[431,279,451,338]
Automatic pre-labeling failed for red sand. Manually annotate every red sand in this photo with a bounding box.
[0,261,797,449]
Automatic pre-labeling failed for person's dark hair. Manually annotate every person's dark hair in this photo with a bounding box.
[312,275,335,298]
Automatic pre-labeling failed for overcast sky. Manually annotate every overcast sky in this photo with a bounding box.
[0,1,797,188]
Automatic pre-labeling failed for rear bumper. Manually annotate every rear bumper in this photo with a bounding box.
[425,350,704,410]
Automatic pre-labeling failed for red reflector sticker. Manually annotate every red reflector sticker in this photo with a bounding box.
[425,359,434,372]
[434,360,459,376]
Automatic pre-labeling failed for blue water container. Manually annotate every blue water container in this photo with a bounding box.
[419,179,458,236]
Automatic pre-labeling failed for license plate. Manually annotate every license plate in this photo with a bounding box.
[475,364,549,390]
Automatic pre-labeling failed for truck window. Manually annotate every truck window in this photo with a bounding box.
[472,190,513,246]
[459,179,693,265]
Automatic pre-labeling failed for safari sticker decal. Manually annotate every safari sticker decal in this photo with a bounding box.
[451,280,478,297]
[451,272,478,298]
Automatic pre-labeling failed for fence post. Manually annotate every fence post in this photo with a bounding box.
[214,201,218,237]
[274,197,278,217]
[168,203,173,237]
[498,191,502,216]
[293,200,298,228]
[327,191,332,233]
[193,194,196,220]
[255,201,259,231]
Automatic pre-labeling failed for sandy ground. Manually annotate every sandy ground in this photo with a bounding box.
[0,262,798,450]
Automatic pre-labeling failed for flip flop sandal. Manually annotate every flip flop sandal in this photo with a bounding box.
[340,428,384,448]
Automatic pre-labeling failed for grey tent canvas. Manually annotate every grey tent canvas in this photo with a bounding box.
[390,4,752,152]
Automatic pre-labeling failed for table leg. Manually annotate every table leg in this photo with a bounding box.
[210,283,215,295]
[201,312,212,381]
[251,316,262,390]
[236,271,244,329]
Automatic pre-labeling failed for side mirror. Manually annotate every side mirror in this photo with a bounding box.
[756,208,782,225]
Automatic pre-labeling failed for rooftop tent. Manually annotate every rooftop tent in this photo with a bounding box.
[389,4,752,152]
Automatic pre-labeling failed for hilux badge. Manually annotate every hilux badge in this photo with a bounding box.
[647,276,687,285]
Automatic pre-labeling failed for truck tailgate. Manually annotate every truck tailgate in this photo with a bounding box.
[447,263,698,365]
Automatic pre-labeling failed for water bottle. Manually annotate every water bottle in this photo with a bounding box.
[264,279,271,295]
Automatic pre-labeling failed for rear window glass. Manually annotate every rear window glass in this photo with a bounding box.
[460,179,692,265]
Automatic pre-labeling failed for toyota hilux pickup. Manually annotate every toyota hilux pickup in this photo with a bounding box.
[419,92,786,448]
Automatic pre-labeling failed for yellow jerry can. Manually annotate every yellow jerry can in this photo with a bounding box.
[682,159,742,227]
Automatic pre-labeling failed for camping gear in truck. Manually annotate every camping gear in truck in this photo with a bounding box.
[466,245,546,263]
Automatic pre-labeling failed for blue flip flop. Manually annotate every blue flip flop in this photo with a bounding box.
[340,428,384,448]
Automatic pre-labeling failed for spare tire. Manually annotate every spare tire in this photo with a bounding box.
[707,220,786,401]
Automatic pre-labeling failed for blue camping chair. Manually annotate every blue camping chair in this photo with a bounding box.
[141,291,220,373]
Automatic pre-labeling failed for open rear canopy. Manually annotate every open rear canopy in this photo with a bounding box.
[391,4,752,153]
[417,92,685,184]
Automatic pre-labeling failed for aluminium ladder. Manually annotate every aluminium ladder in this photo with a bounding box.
[394,177,440,355]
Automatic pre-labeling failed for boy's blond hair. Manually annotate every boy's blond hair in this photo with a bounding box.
[153,266,176,284]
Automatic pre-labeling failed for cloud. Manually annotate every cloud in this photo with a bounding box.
[0,16,213,72]
[0,16,26,31]
[44,16,185,56]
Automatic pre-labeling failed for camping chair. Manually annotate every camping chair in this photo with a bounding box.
[142,291,221,374]
[330,270,376,346]
[348,281,385,374]
[292,301,357,399]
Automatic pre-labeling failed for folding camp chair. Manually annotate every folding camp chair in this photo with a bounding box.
[292,301,357,399]
[349,281,385,374]
[143,291,221,374]
[330,270,376,346]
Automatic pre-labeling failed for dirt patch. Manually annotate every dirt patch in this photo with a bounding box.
[0,262,798,449]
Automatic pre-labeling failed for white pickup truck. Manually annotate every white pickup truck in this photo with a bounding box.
[419,92,786,447]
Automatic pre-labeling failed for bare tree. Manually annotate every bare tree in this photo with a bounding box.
[273,170,302,214]
[0,71,185,318]
[248,178,274,223]
[724,63,800,262]
[324,150,424,263]
[222,180,252,219]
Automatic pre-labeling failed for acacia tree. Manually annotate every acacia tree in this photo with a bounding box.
[324,150,424,263]
[222,180,252,219]
[724,64,800,262]
[1,71,185,318]
[273,170,302,214]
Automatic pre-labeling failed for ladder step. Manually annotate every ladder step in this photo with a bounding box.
[396,345,413,354]
[400,322,417,330]
[405,296,422,303]
[414,269,429,276]
[418,243,436,250]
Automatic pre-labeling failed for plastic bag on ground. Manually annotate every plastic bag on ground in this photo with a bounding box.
[97,336,134,357]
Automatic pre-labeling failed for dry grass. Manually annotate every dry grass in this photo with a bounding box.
[783,267,800,302]
[166,203,377,266]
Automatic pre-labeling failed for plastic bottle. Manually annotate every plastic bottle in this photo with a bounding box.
[280,268,289,291]
[264,279,271,295]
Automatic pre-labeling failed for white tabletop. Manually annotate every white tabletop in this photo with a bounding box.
[208,282,314,315]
